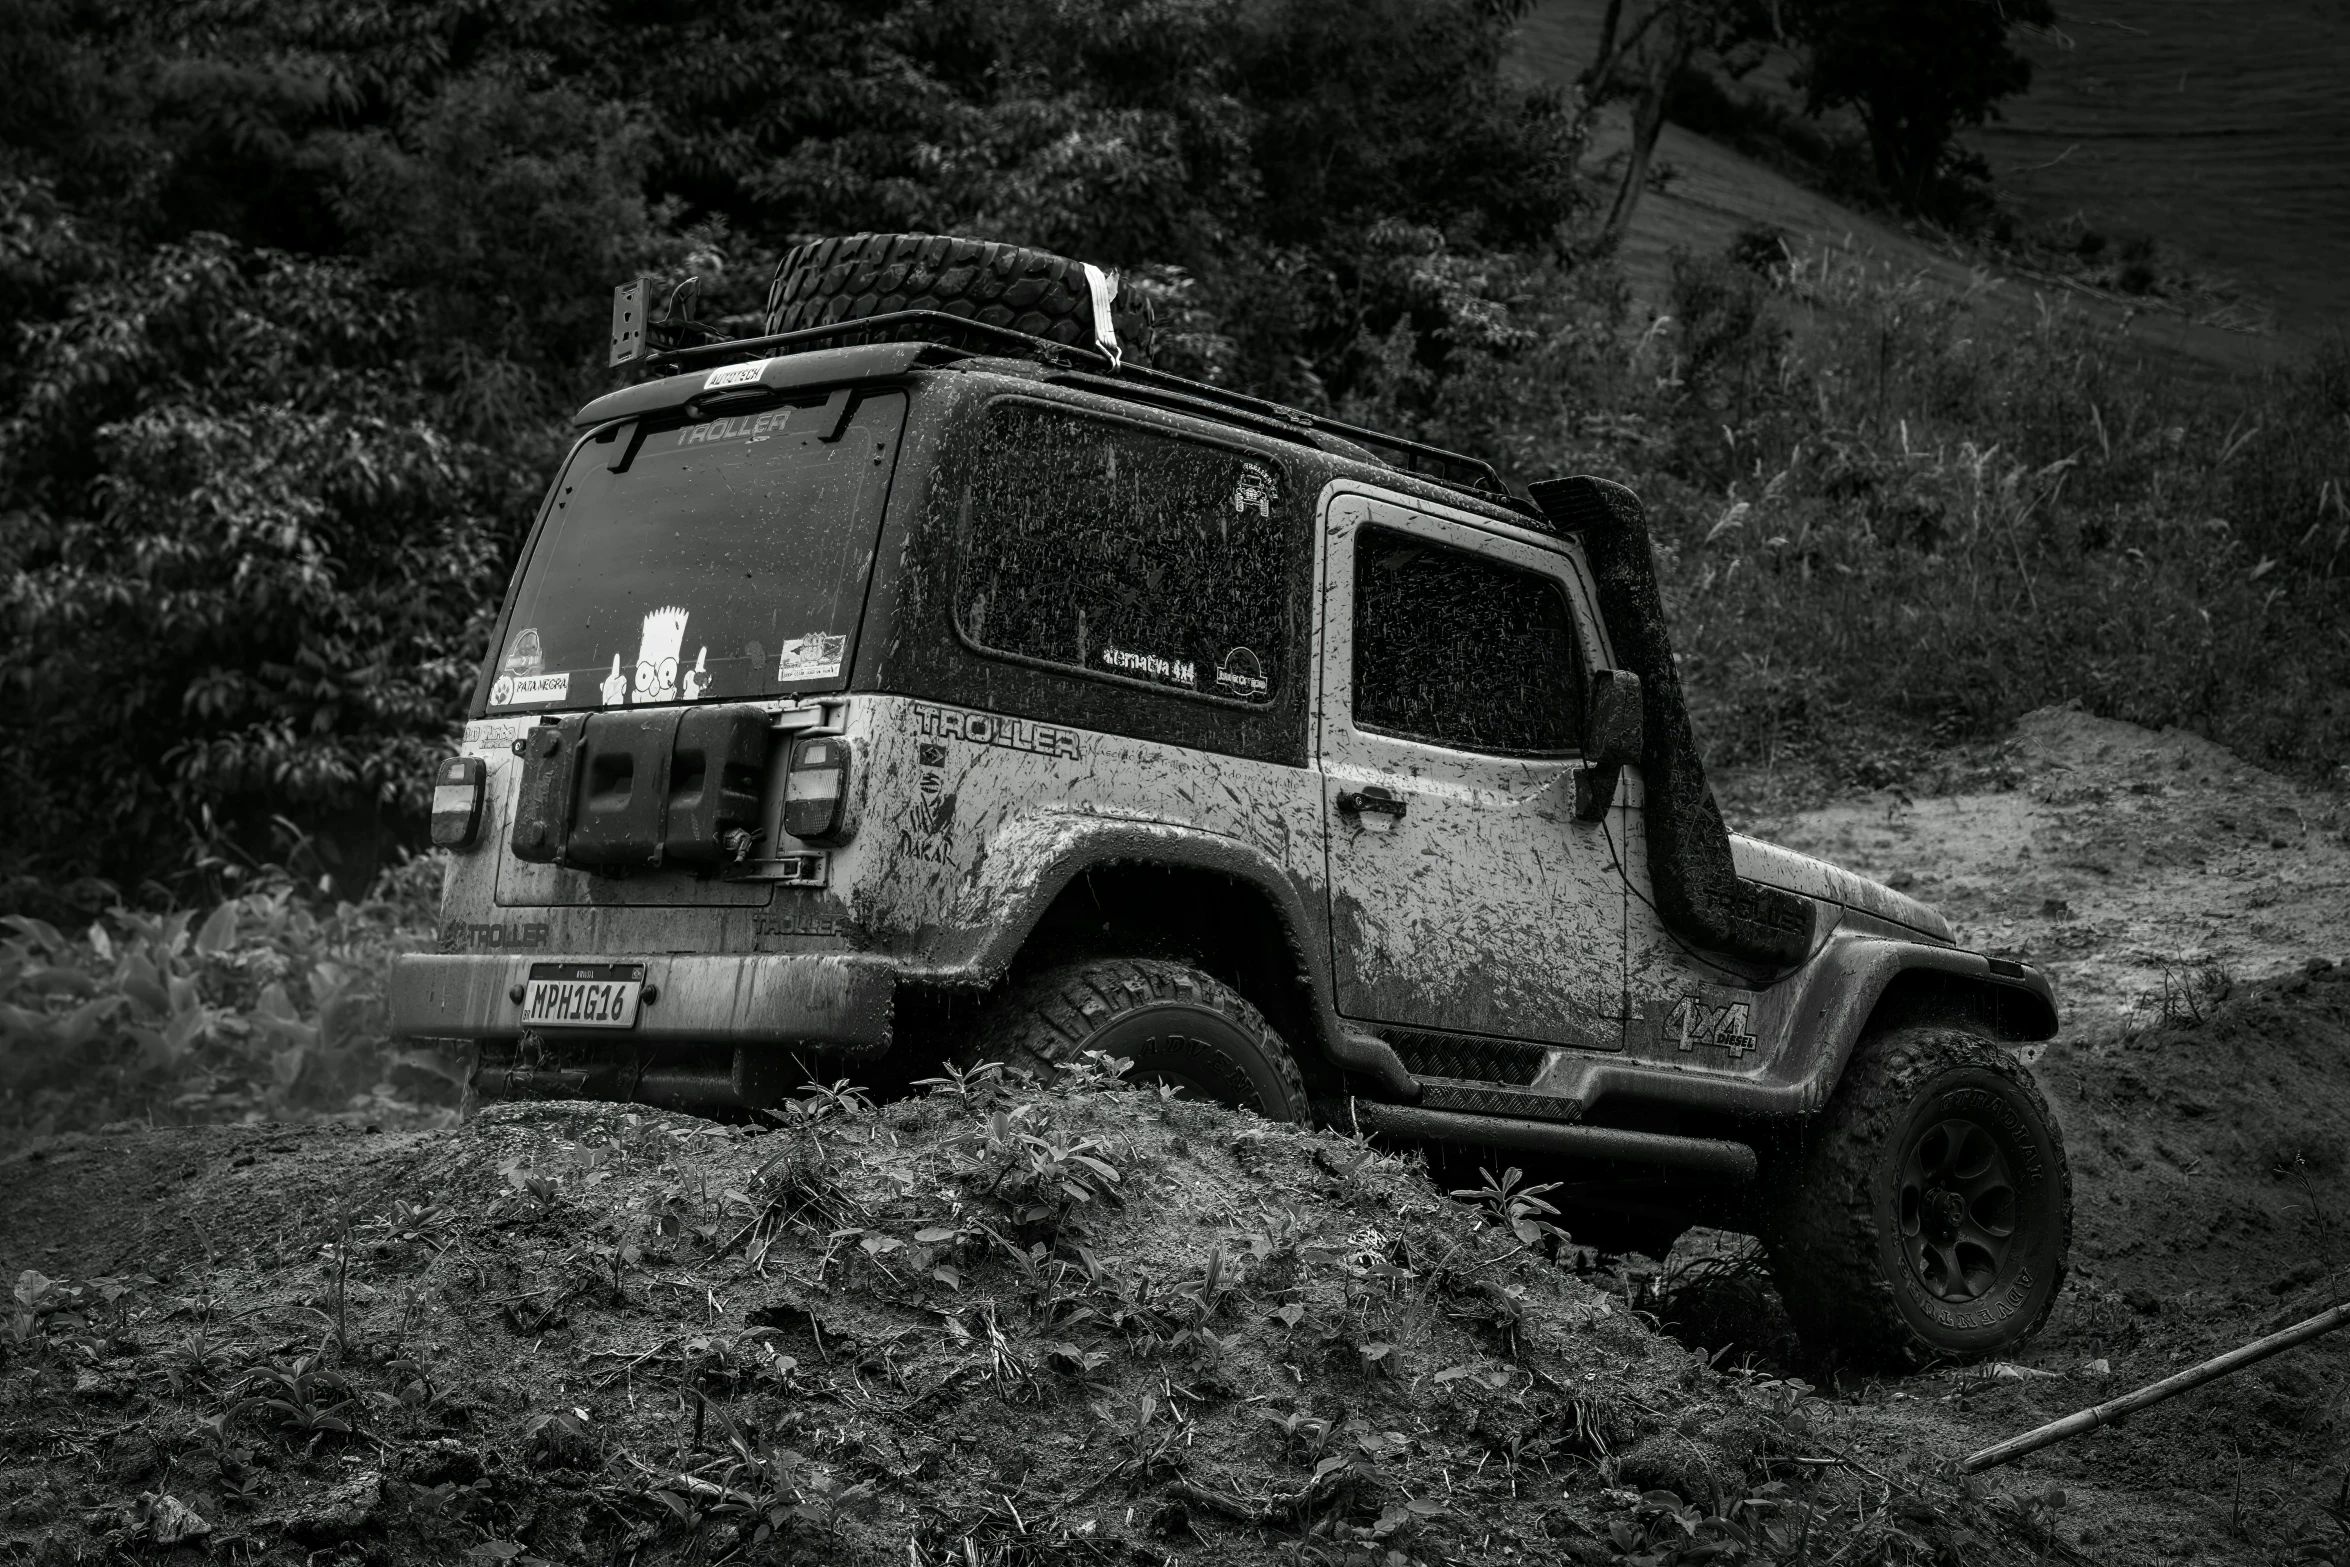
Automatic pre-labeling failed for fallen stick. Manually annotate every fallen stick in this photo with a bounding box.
[1963,1299,2350,1473]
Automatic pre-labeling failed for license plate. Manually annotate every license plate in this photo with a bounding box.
[521,963,645,1029]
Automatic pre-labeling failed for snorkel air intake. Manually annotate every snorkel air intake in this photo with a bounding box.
[1529,475,1816,967]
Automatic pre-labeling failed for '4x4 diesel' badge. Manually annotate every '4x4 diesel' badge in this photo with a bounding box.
[1663,994,1759,1060]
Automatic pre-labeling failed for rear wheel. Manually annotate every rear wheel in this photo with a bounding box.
[1761,1026,2070,1365]
[963,958,1309,1121]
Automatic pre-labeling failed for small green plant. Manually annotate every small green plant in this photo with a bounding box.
[1451,1166,1569,1247]
[370,1198,455,1258]
[1090,1389,1185,1477]
[237,1352,358,1451]
[1257,1405,1334,1461]
[910,1059,1006,1100]
[1172,1246,1234,1328]
[1003,1135,1123,1216]
[793,1077,874,1122]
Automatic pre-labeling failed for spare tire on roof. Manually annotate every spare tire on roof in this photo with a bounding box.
[764,232,1151,364]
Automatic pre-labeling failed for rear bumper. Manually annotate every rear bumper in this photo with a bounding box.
[388,952,896,1056]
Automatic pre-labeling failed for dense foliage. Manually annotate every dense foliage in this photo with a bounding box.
[1772,0,2055,213]
[1350,241,2350,792]
[2,0,2344,926]
[2,1,2346,1138]
[0,0,1580,907]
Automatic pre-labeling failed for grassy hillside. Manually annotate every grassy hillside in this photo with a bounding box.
[1973,0,2350,342]
[1507,0,2343,365]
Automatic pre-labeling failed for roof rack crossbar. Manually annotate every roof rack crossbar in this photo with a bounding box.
[648,309,1112,374]
[1098,365,1504,494]
[644,308,1507,498]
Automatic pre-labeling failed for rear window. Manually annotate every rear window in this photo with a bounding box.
[1353,526,1582,755]
[484,389,906,712]
[955,401,1290,705]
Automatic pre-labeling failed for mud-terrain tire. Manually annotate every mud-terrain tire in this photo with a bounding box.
[1760,1026,2070,1366]
[765,232,1151,360]
[964,959,1309,1121]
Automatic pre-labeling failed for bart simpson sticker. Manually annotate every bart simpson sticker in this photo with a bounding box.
[632,606,690,703]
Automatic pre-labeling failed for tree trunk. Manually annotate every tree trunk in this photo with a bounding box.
[1599,10,1691,251]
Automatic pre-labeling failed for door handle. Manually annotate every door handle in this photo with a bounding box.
[1337,786,1407,820]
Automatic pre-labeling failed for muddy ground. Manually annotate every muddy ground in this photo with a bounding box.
[4,705,2348,1566]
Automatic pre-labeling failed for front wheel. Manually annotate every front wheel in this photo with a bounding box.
[1761,1026,2071,1366]
[961,958,1310,1121]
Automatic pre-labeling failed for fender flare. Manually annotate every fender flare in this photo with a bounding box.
[919,812,1419,1098]
[1540,936,2059,1120]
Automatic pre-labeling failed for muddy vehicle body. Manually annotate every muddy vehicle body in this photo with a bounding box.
[391,233,2069,1361]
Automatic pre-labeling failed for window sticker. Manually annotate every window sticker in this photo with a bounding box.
[1232,461,1277,518]
[1214,646,1268,698]
[681,646,711,700]
[1102,647,1197,687]
[490,672,570,708]
[777,631,847,683]
[599,655,628,706]
[631,606,690,704]
[501,627,545,676]
[702,358,772,391]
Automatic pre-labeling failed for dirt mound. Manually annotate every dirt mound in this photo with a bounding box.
[1,1075,2096,1566]
[2044,960,2350,1302]
[6,702,2344,1565]
[1747,702,2350,1045]
[1679,707,2350,1565]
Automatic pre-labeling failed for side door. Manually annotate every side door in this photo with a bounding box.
[1316,491,1627,1058]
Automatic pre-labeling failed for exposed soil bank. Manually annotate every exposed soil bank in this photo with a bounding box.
[2,1086,2062,1567]
[5,705,2347,1565]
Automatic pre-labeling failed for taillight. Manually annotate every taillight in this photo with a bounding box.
[783,735,852,842]
[430,756,487,848]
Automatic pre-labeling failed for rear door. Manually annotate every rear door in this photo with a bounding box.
[1316,492,1627,1055]
[489,386,909,908]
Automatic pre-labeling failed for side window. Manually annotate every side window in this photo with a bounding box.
[956,402,1289,704]
[1352,525,1583,755]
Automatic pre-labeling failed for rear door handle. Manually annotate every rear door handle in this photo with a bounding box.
[1337,786,1407,820]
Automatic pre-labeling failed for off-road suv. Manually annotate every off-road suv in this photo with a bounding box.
[390,232,2070,1363]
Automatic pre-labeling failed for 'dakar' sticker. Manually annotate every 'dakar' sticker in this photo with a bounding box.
[501,627,545,676]
[777,632,847,683]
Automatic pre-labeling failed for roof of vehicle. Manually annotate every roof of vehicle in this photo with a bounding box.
[573,312,1543,520]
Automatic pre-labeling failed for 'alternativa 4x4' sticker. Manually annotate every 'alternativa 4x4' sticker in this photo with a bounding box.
[1102,647,1197,686]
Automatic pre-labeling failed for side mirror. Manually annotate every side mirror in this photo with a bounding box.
[1585,668,1644,768]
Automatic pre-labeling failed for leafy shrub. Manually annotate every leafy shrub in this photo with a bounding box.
[0,858,457,1148]
[0,0,1580,901]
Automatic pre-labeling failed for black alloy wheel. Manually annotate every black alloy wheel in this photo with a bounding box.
[1899,1112,2021,1305]
[1761,1025,2071,1365]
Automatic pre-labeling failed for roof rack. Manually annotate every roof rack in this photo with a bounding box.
[642,308,1511,500]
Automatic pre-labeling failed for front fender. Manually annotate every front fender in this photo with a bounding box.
[1544,934,2058,1120]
